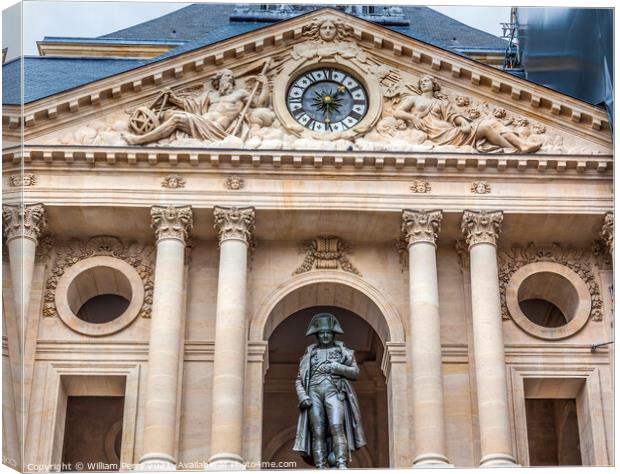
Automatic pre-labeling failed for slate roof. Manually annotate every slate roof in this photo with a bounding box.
[3,5,509,105]
[2,56,146,105]
[101,4,508,51]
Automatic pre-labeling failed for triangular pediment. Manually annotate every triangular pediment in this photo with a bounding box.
[14,8,612,155]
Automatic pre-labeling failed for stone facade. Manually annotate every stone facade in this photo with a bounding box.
[2,8,613,472]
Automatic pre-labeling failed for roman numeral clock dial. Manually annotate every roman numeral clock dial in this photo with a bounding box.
[286,68,368,133]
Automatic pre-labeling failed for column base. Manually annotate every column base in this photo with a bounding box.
[136,453,177,471]
[413,453,453,467]
[206,453,246,471]
[479,453,519,467]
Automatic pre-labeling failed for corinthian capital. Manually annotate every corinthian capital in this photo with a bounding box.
[401,210,443,246]
[150,205,193,243]
[600,212,613,254]
[214,206,255,245]
[2,203,47,244]
[461,210,503,248]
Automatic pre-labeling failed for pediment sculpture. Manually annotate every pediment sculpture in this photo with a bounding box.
[41,16,608,155]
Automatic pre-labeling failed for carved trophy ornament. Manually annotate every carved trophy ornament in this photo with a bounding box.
[293,312,366,468]
[294,236,360,275]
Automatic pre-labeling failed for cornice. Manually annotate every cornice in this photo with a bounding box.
[3,145,612,177]
[4,8,611,148]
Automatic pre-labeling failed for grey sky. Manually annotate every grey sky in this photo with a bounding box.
[2,1,512,61]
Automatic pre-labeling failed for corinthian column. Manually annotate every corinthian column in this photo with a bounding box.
[600,212,613,262]
[401,210,450,466]
[2,203,47,350]
[2,203,46,470]
[461,210,516,466]
[207,206,255,470]
[139,205,193,471]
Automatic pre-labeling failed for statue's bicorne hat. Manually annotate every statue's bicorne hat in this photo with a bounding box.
[305,312,344,336]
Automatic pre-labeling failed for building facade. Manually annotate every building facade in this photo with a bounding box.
[2,6,614,471]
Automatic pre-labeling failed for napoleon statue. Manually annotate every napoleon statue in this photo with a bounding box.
[293,313,366,469]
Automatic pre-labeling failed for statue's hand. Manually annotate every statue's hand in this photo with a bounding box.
[321,362,334,374]
[407,114,423,130]
[459,121,471,134]
[300,398,313,410]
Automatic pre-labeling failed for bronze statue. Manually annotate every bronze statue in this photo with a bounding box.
[293,313,366,469]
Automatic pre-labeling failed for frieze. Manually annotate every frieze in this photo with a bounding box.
[497,242,603,323]
[42,236,155,319]
[294,236,360,275]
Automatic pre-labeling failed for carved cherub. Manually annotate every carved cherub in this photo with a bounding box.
[393,75,542,153]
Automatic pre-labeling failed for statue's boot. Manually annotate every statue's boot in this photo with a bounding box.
[312,449,328,469]
[331,423,348,469]
[312,435,328,469]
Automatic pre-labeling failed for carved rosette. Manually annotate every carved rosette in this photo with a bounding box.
[498,243,603,323]
[460,210,503,248]
[599,212,613,255]
[43,236,155,319]
[294,236,360,275]
[150,205,193,243]
[214,206,255,246]
[401,210,442,247]
[2,203,47,244]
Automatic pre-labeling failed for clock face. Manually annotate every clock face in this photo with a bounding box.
[286,68,368,133]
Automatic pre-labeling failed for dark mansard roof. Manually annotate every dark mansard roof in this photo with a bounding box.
[3,4,508,105]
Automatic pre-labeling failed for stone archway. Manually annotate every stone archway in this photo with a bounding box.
[244,271,410,468]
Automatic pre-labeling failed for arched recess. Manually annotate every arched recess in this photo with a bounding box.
[249,270,405,344]
[243,270,410,468]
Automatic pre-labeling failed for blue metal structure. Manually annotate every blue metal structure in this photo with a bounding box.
[517,8,613,126]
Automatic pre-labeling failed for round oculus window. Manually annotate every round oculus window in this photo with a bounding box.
[286,68,368,133]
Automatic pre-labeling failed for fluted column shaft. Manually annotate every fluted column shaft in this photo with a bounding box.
[402,210,449,466]
[139,205,193,470]
[208,206,255,470]
[461,210,516,467]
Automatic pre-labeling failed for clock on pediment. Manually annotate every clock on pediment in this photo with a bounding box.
[272,59,382,140]
[286,67,368,133]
